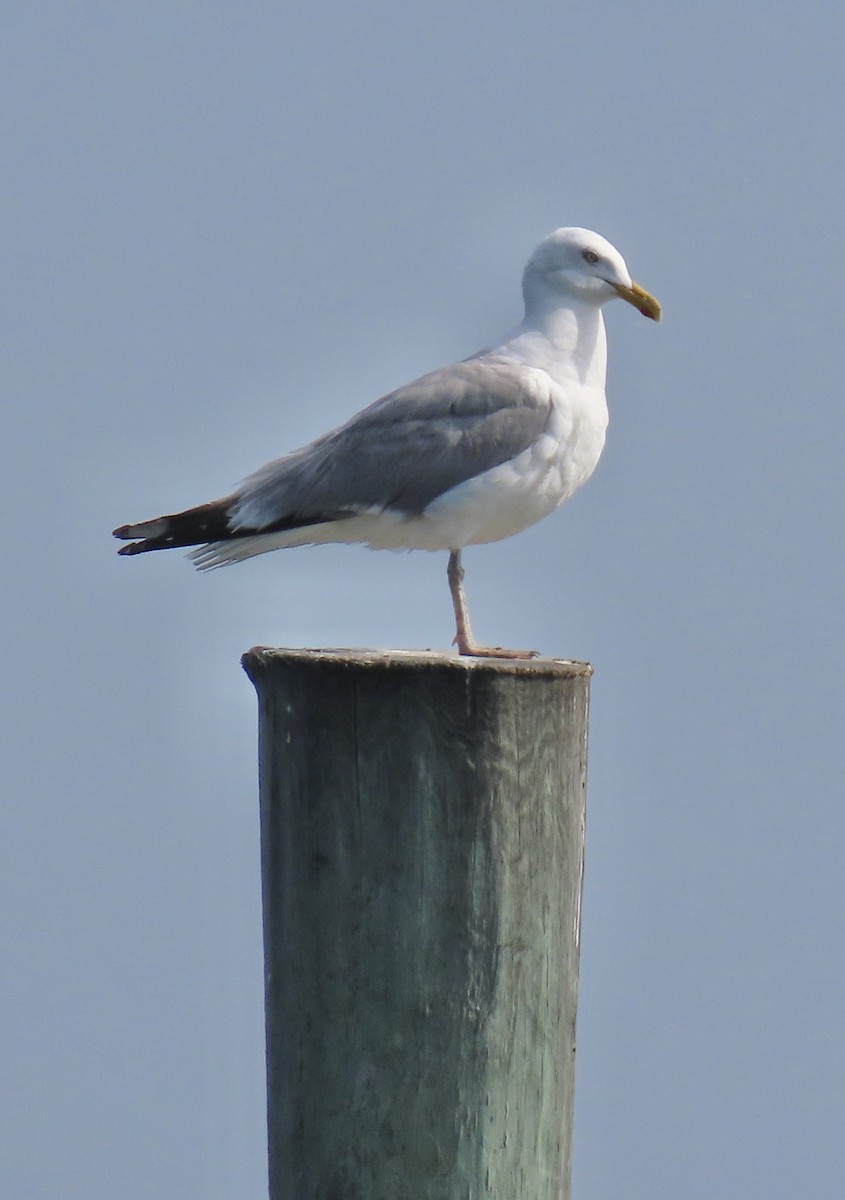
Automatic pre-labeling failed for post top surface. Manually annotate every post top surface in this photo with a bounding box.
[242,645,593,683]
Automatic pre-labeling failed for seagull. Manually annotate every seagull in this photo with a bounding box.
[114,227,660,657]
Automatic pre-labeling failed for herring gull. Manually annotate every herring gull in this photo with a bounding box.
[114,227,660,657]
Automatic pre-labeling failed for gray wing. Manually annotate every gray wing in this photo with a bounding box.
[231,358,552,530]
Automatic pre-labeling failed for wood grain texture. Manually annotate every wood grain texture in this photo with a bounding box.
[242,648,591,1200]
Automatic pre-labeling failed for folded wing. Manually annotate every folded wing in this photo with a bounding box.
[114,358,553,556]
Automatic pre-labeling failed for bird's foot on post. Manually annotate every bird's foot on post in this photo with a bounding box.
[447,549,539,660]
[452,633,539,660]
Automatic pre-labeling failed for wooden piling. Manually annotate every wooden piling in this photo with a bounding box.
[241,647,591,1200]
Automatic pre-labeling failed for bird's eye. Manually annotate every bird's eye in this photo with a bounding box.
[582,249,600,264]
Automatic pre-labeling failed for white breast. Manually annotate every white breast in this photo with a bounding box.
[347,373,608,552]
[426,380,607,547]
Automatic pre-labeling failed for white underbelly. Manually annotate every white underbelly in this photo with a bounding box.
[360,394,608,551]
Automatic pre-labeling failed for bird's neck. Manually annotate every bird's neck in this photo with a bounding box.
[499,296,607,387]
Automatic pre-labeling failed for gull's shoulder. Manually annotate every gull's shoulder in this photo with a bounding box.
[347,354,555,432]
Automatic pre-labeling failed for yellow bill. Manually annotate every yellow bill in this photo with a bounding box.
[612,280,662,321]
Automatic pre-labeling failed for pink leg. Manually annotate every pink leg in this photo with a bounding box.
[447,550,538,660]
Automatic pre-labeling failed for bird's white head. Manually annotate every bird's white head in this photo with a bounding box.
[522,227,661,321]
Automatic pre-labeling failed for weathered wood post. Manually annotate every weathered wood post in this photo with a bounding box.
[241,647,591,1200]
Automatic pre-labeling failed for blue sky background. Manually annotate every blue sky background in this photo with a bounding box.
[3,3,844,1197]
